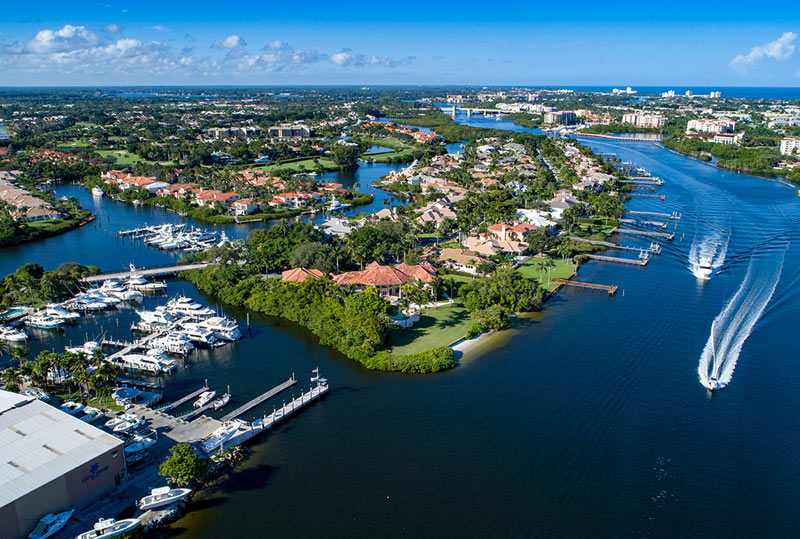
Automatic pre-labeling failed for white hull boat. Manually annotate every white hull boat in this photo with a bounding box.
[194,390,216,408]
[76,518,140,539]
[27,509,74,539]
[137,486,192,511]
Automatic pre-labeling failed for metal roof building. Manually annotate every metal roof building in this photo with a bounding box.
[0,390,126,539]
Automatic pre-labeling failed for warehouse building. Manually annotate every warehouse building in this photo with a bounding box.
[0,391,126,539]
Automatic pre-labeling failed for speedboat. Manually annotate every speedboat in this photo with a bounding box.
[200,420,243,453]
[76,518,140,539]
[194,390,216,408]
[0,325,28,343]
[104,413,137,429]
[113,417,145,434]
[25,314,64,330]
[211,394,230,410]
[707,377,728,391]
[80,407,102,423]
[694,256,713,280]
[137,486,192,511]
[60,401,85,415]
[91,186,104,197]
[27,509,74,539]
[199,316,241,341]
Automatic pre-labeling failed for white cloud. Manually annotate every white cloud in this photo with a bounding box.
[212,35,246,49]
[6,25,100,55]
[330,50,352,66]
[102,23,122,34]
[152,25,169,32]
[731,32,797,68]
[329,48,414,68]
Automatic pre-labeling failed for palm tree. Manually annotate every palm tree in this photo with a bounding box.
[545,258,556,285]
[3,367,21,393]
[536,260,547,283]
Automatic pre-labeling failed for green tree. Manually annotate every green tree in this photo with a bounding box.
[159,444,211,487]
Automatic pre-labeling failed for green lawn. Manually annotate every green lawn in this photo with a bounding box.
[95,149,146,165]
[576,216,618,235]
[388,302,473,355]
[517,257,577,291]
[26,217,80,233]
[253,157,338,173]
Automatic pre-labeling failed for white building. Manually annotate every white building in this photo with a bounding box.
[686,118,736,134]
[621,113,668,129]
[712,133,745,145]
[780,138,800,156]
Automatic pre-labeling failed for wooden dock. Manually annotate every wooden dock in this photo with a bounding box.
[221,377,297,422]
[105,330,166,362]
[589,254,649,266]
[178,393,229,421]
[158,385,209,413]
[82,263,209,283]
[569,237,661,255]
[619,218,668,229]
[554,279,618,295]
[627,210,680,220]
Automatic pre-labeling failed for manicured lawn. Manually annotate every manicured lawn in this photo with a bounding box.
[388,302,473,355]
[26,217,80,234]
[253,157,338,173]
[95,149,145,165]
[576,216,618,234]
[517,257,577,291]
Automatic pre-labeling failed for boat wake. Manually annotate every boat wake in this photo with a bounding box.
[688,228,730,280]
[697,245,786,390]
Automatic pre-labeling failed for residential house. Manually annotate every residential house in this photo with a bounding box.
[436,248,490,275]
[333,262,437,298]
[281,267,326,283]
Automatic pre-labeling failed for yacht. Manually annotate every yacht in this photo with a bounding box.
[69,298,108,312]
[0,325,28,343]
[27,509,74,539]
[137,486,192,511]
[124,434,156,455]
[149,332,194,355]
[60,401,85,415]
[76,518,140,539]
[43,305,81,323]
[194,390,216,408]
[125,273,167,293]
[211,393,230,410]
[134,307,177,331]
[166,296,215,319]
[25,314,64,330]
[178,325,220,347]
[91,186,104,197]
[327,196,351,212]
[198,316,241,341]
[694,256,713,280]
[115,349,176,374]
[200,420,243,453]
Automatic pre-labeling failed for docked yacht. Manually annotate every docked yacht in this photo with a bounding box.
[133,307,177,332]
[327,196,351,212]
[166,296,215,319]
[212,393,230,410]
[91,185,104,197]
[124,434,156,455]
[104,413,137,429]
[0,325,28,343]
[27,509,73,539]
[178,324,220,347]
[76,518,140,539]
[137,486,192,511]
[199,316,241,341]
[114,349,176,374]
[65,341,102,358]
[60,401,85,415]
[194,390,216,408]
[25,314,64,330]
[125,274,167,293]
[149,332,194,355]
[43,305,81,323]
[113,417,145,434]
[200,420,243,453]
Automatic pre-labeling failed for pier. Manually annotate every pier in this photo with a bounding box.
[589,254,649,266]
[554,279,618,295]
[221,377,298,421]
[627,210,681,220]
[569,237,661,255]
[104,330,166,362]
[614,228,675,240]
[619,218,668,229]
[178,393,229,421]
[158,385,210,413]
[82,263,209,283]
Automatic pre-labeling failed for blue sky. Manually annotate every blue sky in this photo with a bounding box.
[1,1,799,86]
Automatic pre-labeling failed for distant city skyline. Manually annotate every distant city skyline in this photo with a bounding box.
[1,1,799,86]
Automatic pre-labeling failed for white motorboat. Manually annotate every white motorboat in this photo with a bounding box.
[137,486,192,511]
[199,316,241,341]
[166,296,215,319]
[200,420,243,453]
[80,407,102,422]
[124,434,156,455]
[44,305,81,323]
[76,518,140,539]
[328,196,351,212]
[113,417,145,434]
[27,509,74,539]
[193,390,216,408]
[104,413,137,429]
[25,314,64,330]
[25,389,51,401]
[178,325,220,347]
[149,332,194,355]
[694,256,713,280]
[134,307,177,330]
[0,325,28,343]
[211,393,230,410]
[60,401,85,415]
[114,349,176,374]
[65,341,101,358]
[91,186,104,197]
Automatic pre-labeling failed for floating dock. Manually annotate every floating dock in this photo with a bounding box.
[614,228,675,240]
[221,377,297,422]
[619,218,668,229]
[158,385,210,413]
[569,237,661,255]
[554,279,618,295]
[627,210,681,220]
